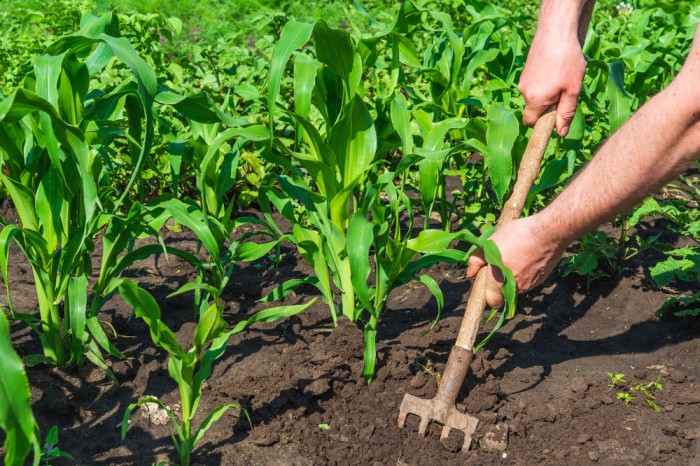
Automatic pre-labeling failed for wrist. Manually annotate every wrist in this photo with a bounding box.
[529,209,577,250]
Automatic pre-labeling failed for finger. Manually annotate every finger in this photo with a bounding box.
[466,250,486,279]
[485,265,505,309]
[522,101,553,127]
[555,90,580,137]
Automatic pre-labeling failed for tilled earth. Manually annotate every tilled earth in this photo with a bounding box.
[3,206,700,465]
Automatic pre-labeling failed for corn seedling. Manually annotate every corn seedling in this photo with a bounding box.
[119,278,315,465]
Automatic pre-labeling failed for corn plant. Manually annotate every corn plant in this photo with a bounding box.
[118,279,240,466]
[0,311,41,466]
[118,278,315,465]
[0,11,165,370]
[260,12,517,381]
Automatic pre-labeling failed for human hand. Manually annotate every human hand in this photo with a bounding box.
[466,215,568,309]
[518,31,587,137]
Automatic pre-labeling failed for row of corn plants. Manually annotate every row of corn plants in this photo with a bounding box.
[2,1,698,464]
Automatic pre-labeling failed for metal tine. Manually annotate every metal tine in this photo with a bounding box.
[417,416,430,436]
[397,410,408,429]
[440,425,452,440]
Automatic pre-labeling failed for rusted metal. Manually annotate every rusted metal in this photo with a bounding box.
[398,345,479,451]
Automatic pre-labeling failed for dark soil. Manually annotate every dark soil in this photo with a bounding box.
[3,202,700,465]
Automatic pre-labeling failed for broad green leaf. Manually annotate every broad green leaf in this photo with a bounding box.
[293,53,319,120]
[0,311,41,466]
[328,95,377,188]
[194,304,227,352]
[117,280,185,359]
[347,213,375,314]
[268,21,314,127]
[67,276,88,363]
[231,299,318,334]
[485,103,519,205]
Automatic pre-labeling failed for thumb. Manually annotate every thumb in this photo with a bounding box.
[466,250,486,279]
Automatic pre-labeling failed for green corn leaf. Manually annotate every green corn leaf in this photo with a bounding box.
[117,280,185,359]
[417,274,444,329]
[192,404,243,449]
[194,304,228,353]
[86,316,124,359]
[390,93,413,156]
[268,21,314,128]
[0,311,41,466]
[156,91,220,123]
[167,282,220,301]
[230,238,284,263]
[347,213,375,314]
[293,53,319,120]
[485,103,519,205]
[257,277,320,303]
[361,317,378,383]
[67,276,88,363]
[328,95,377,188]
[312,21,362,99]
[231,298,318,334]
[162,199,225,260]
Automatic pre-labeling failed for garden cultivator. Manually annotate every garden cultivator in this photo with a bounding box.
[398,109,558,451]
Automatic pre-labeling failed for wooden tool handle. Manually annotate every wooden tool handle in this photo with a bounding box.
[452,2,592,352]
[455,109,557,350]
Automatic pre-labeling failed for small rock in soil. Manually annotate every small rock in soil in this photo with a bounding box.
[466,394,498,413]
[662,425,679,436]
[390,363,412,381]
[493,348,511,361]
[305,378,331,397]
[498,403,519,420]
[439,431,463,453]
[479,424,508,452]
[111,359,140,383]
[340,383,356,399]
[668,368,686,384]
[577,434,592,445]
[409,371,427,390]
[677,391,700,405]
[484,379,501,396]
[528,403,557,423]
[680,427,700,440]
[360,425,375,441]
[588,450,600,462]
[251,429,279,446]
[569,376,590,395]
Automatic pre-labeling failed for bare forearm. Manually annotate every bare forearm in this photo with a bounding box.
[537,44,700,245]
[537,0,595,43]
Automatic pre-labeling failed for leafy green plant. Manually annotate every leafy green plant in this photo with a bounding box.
[0,12,164,370]
[607,372,626,389]
[655,292,700,319]
[118,279,314,465]
[0,311,41,466]
[39,426,73,465]
[611,372,663,411]
[631,375,663,412]
[118,280,242,466]
[616,392,636,405]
